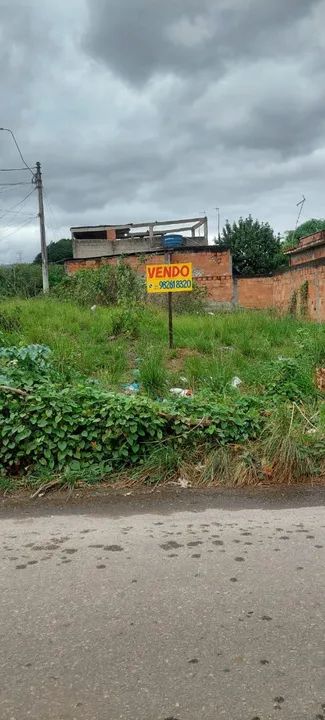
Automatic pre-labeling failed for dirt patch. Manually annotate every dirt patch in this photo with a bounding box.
[167,347,201,373]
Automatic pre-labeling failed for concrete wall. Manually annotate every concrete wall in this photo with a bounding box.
[73,235,203,259]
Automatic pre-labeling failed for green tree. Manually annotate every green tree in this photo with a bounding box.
[33,238,72,264]
[216,215,286,276]
[283,218,325,251]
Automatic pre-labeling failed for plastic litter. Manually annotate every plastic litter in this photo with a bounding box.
[177,477,190,488]
[90,305,97,311]
[170,387,193,397]
[231,376,242,388]
[122,382,140,394]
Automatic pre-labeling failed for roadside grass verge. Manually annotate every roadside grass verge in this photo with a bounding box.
[0,298,324,493]
[0,298,323,394]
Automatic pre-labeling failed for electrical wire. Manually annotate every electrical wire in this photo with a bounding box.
[0,167,33,172]
[0,181,32,187]
[0,208,35,217]
[0,188,36,223]
[0,215,37,242]
[0,128,35,176]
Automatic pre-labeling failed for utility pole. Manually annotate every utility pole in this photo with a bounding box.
[0,128,49,293]
[35,161,49,293]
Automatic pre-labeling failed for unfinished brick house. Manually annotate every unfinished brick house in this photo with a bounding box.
[65,222,325,322]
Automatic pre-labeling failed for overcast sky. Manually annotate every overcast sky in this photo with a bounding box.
[1,0,325,263]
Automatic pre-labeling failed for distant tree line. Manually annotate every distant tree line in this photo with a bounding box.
[33,238,72,264]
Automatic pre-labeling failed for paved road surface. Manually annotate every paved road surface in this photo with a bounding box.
[1,488,325,720]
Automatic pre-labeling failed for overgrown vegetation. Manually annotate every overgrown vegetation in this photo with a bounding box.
[0,298,324,491]
[54,263,145,306]
[283,218,325,251]
[0,263,64,298]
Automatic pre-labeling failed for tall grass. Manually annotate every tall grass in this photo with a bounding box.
[138,346,167,397]
[0,299,324,397]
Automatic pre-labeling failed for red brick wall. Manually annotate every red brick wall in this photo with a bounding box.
[237,265,324,321]
[299,231,325,248]
[272,264,325,321]
[236,277,274,309]
[65,250,234,304]
[290,245,325,266]
[65,250,324,321]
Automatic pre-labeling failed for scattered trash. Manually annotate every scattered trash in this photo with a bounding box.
[169,477,191,488]
[207,312,215,316]
[170,387,193,397]
[220,346,234,352]
[306,428,317,435]
[231,376,242,388]
[122,382,140,394]
[90,305,97,311]
[177,477,190,488]
[180,376,189,383]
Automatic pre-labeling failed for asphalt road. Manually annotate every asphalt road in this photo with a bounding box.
[1,488,325,720]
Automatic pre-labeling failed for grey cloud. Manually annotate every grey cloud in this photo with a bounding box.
[84,0,320,85]
[1,0,325,263]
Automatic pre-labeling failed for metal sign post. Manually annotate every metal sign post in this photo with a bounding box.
[166,252,173,349]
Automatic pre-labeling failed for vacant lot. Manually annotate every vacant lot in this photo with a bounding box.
[1,298,324,391]
[0,298,324,489]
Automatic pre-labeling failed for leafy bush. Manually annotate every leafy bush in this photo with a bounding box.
[0,385,166,474]
[0,339,265,476]
[54,263,145,306]
[0,344,56,389]
[267,357,315,401]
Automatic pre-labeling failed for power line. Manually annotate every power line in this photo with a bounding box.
[0,207,35,217]
[0,181,32,187]
[0,167,32,172]
[1,187,36,211]
[0,127,35,176]
[0,215,37,242]
[0,188,36,223]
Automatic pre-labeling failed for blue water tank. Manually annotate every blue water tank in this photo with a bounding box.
[163,234,184,250]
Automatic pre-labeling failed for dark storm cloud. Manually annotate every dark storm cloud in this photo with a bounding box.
[85,0,319,84]
[1,0,325,262]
